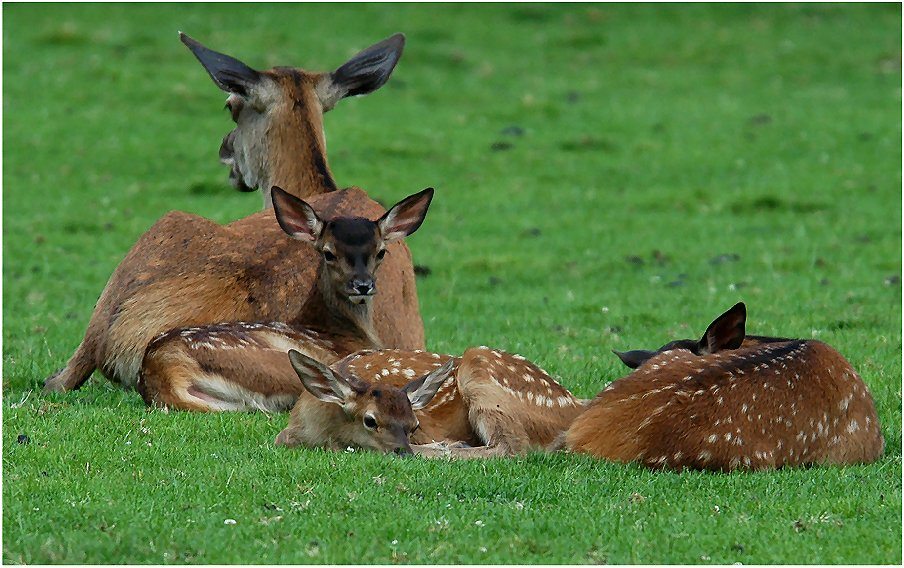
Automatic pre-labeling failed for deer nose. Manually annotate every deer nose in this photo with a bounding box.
[393,445,412,457]
[352,280,375,296]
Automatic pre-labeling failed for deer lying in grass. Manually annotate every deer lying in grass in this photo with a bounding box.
[564,302,885,471]
[275,346,586,456]
[137,186,433,412]
[45,33,427,392]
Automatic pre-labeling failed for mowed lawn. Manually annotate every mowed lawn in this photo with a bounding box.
[3,3,901,564]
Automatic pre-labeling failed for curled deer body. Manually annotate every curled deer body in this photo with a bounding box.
[46,33,426,392]
[276,346,585,457]
[565,303,885,471]
[137,187,433,412]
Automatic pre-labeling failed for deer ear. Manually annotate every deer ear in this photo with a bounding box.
[613,349,656,369]
[699,302,747,354]
[378,188,434,243]
[288,350,354,405]
[272,187,324,242]
[180,32,261,97]
[403,359,455,411]
[317,33,405,110]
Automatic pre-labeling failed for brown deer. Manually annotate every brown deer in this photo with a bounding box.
[275,346,586,456]
[45,33,427,392]
[564,302,885,471]
[137,186,433,412]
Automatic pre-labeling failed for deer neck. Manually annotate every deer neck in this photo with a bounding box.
[261,100,337,206]
[297,265,382,349]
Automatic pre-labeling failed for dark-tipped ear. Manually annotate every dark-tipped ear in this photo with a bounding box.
[378,188,434,243]
[272,187,324,242]
[180,32,261,96]
[317,33,405,110]
[403,359,455,411]
[288,350,354,405]
[613,349,656,369]
[699,302,747,354]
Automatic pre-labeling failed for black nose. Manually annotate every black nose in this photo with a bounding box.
[394,446,412,457]
[352,280,375,295]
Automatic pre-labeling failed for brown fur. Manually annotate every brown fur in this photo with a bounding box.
[136,188,435,411]
[276,347,586,457]
[138,323,363,412]
[45,42,422,392]
[566,340,884,471]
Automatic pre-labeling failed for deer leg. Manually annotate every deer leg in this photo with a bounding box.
[138,348,240,412]
[455,365,532,455]
[44,340,97,392]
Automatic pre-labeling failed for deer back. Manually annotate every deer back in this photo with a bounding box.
[566,339,884,470]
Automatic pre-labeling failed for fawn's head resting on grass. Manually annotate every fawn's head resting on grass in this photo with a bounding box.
[277,350,456,455]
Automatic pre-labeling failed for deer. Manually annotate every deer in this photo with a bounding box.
[563,302,885,471]
[45,32,428,393]
[274,345,587,456]
[137,185,433,412]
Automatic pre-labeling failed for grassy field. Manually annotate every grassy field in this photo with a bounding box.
[3,3,901,564]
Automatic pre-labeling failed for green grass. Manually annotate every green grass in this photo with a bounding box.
[3,3,901,564]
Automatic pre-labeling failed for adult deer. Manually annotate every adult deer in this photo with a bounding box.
[564,303,885,471]
[138,186,433,412]
[45,33,427,392]
[275,346,585,456]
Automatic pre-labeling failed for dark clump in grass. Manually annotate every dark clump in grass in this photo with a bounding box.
[3,3,901,565]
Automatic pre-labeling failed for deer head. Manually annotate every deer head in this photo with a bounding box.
[287,350,455,455]
[272,186,433,310]
[613,302,748,369]
[180,32,406,203]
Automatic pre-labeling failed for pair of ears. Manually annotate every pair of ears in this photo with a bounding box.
[271,186,434,244]
[180,32,405,110]
[615,302,747,368]
[288,350,456,411]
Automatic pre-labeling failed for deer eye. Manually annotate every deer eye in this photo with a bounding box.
[323,251,337,262]
[376,249,387,261]
[363,415,378,430]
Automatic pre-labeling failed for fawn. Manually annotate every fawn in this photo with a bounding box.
[275,346,586,456]
[564,302,885,471]
[45,33,426,392]
[137,186,433,412]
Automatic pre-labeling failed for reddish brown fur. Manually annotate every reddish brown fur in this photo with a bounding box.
[566,340,884,470]
[139,323,364,412]
[277,347,586,456]
[46,43,422,393]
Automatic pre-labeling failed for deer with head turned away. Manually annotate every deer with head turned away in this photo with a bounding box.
[45,33,428,392]
[564,302,885,471]
[138,186,433,412]
[274,345,586,457]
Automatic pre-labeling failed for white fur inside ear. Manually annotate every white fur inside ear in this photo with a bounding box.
[273,190,324,242]
[378,190,433,243]
[289,351,346,404]
[406,359,455,411]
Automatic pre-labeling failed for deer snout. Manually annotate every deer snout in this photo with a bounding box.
[349,279,376,297]
[393,443,413,457]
